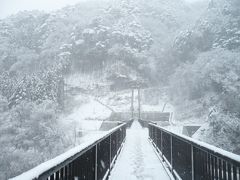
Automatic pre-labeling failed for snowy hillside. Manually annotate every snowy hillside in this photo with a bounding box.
[167,0,240,154]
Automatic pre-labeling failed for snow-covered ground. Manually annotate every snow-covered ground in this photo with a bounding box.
[65,72,109,90]
[63,76,176,147]
[97,90,133,112]
[98,89,174,113]
[109,121,170,180]
[142,103,173,112]
[59,95,112,128]
[57,93,113,146]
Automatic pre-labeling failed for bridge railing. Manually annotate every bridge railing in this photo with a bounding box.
[138,119,149,127]
[149,123,240,180]
[11,123,127,180]
[139,117,170,128]
[127,119,134,128]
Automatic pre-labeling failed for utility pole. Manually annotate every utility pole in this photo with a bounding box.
[138,88,141,120]
[131,88,134,120]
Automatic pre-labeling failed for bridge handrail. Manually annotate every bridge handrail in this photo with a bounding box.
[139,117,170,128]
[150,123,240,164]
[149,122,240,180]
[10,123,127,180]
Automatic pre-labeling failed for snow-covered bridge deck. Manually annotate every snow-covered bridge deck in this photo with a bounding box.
[10,118,240,180]
[109,121,170,180]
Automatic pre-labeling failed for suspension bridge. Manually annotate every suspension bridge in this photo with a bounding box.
[10,88,240,180]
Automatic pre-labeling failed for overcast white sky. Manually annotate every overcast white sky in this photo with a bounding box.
[0,0,87,19]
[0,0,204,19]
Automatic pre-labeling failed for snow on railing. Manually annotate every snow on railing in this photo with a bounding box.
[148,122,240,180]
[10,123,128,180]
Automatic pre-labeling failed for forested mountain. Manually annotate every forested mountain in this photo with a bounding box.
[0,0,201,85]
[167,0,240,153]
[0,0,201,115]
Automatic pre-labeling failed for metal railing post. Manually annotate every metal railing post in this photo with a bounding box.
[95,145,98,180]
[160,130,163,157]
[147,124,240,180]
[138,88,141,120]
[131,89,134,120]
[191,145,194,180]
[170,135,173,174]
[110,134,112,169]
